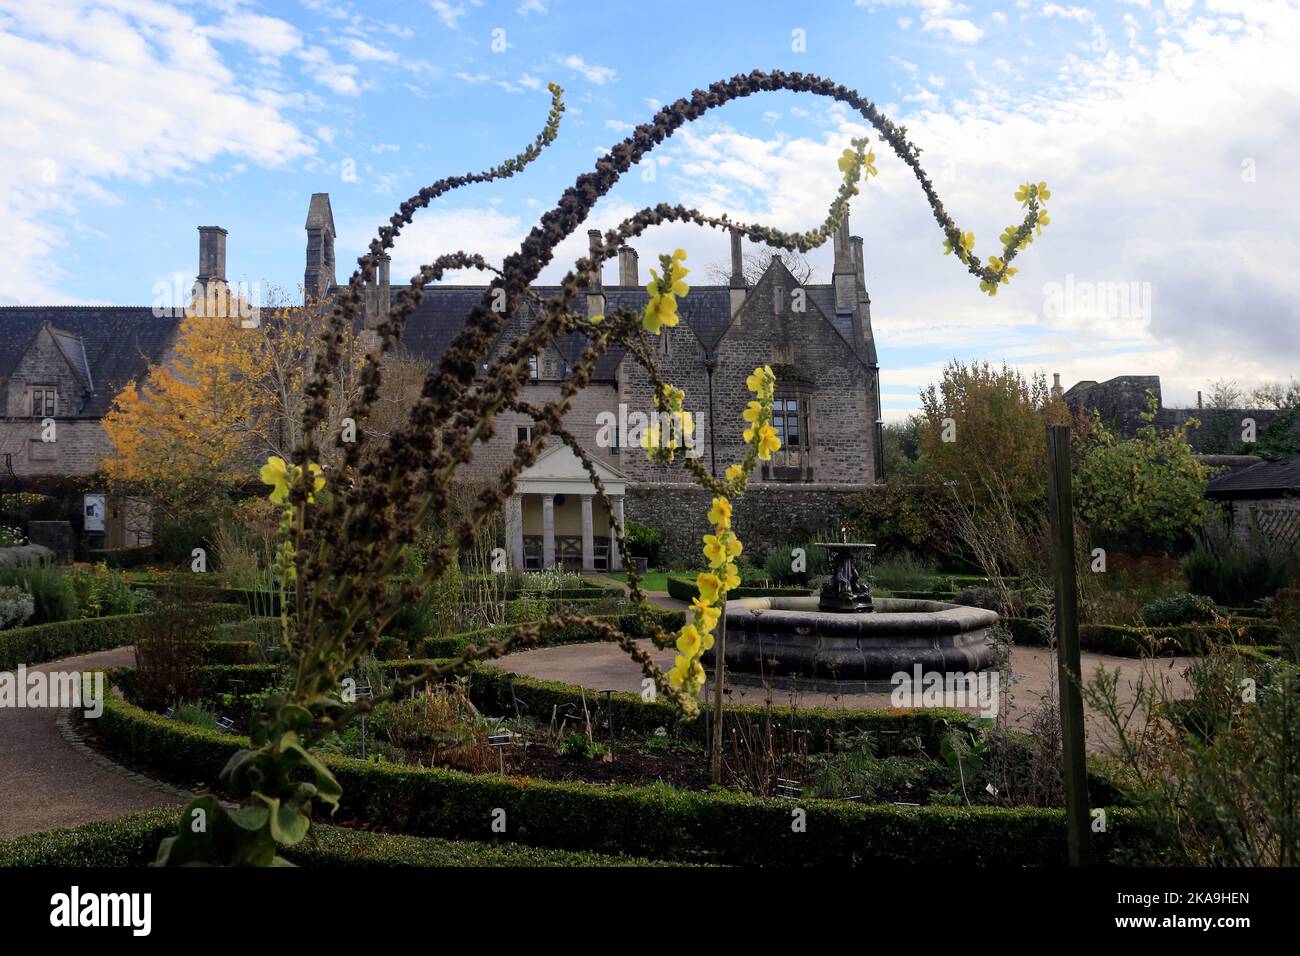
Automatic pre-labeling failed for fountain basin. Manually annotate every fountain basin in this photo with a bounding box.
[708,596,999,682]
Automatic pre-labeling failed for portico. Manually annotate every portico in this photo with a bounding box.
[504,444,626,573]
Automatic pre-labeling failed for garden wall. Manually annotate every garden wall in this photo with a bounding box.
[627,482,867,563]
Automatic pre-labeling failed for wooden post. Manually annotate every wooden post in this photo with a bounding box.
[709,596,727,786]
[1045,423,1094,866]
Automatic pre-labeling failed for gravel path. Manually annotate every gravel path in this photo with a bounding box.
[0,646,187,840]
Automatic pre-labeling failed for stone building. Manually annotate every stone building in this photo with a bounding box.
[0,193,884,564]
[1064,374,1284,454]
[1205,458,1300,546]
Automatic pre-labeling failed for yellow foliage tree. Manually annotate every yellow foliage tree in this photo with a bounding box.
[102,290,364,514]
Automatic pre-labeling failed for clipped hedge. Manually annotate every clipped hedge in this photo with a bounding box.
[0,807,673,868]
[91,694,1148,866]
[0,604,247,670]
[1004,616,1283,656]
[86,545,160,570]
[388,608,684,660]
[132,581,283,616]
[666,575,814,603]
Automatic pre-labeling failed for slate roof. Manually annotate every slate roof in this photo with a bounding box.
[1206,458,1300,498]
[0,307,179,417]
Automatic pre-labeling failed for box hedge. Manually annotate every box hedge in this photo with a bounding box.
[0,807,672,868]
[90,694,1149,866]
[1003,616,1283,656]
[0,605,248,670]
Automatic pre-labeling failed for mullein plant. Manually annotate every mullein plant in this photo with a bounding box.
[156,71,1054,865]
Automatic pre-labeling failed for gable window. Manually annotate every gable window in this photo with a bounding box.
[30,386,57,418]
[529,355,539,381]
[762,393,813,481]
[515,425,533,445]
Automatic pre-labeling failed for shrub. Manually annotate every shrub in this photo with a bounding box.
[1139,593,1218,628]
[66,564,142,617]
[872,552,937,592]
[174,701,221,731]
[623,518,664,565]
[0,563,78,624]
[0,585,35,631]
[0,807,670,867]
[133,594,229,709]
[1183,516,1300,605]
[94,693,1149,866]
[762,542,828,586]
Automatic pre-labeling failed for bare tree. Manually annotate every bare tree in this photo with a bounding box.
[705,249,814,286]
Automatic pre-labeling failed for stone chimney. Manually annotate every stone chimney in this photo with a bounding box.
[304,193,336,303]
[1051,373,1064,400]
[618,245,639,286]
[378,253,391,318]
[851,236,865,292]
[192,226,229,316]
[196,226,227,284]
[729,228,746,316]
[832,213,856,315]
[587,229,605,319]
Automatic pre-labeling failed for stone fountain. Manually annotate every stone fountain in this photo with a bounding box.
[706,535,998,686]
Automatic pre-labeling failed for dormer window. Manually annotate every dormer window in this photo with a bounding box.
[529,355,539,381]
[30,386,56,417]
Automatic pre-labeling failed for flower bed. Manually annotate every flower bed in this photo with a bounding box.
[89,694,1150,866]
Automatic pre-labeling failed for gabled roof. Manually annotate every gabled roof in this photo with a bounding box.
[0,307,178,417]
[1206,457,1300,499]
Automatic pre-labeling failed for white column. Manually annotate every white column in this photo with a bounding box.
[609,495,625,571]
[580,494,595,572]
[506,494,525,570]
[541,493,556,569]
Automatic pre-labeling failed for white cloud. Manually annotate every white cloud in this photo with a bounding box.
[430,1,468,30]
[210,14,302,57]
[344,38,398,63]
[923,17,985,43]
[653,7,1300,408]
[1041,4,1095,22]
[0,0,311,303]
[517,0,547,13]
[298,45,360,95]
[559,54,617,85]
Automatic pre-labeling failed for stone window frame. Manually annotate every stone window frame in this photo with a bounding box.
[30,385,57,418]
[515,424,533,445]
[763,389,813,481]
[528,354,539,381]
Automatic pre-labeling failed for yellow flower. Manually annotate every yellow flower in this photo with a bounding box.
[742,400,763,425]
[677,624,703,657]
[746,365,776,399]
[703,533,729,568]
[1037,182,1051,203]
[1035,210,1051,236]
[1015,182,1033,206]
[697,572,722,604]
[260,456,324,504]
[757,424,782,461]
[691,596,720,631]
[942,231,975,262]
[707,496,732,529]
[642,287,679,334]
[590,313,604,323]
[837,148,857,175]
[725,463,744,482]
[863,149,878,178]
[721,563,741,591]
[260,456,291,503]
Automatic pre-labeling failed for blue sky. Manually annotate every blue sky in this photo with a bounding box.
[3,0,1298,418]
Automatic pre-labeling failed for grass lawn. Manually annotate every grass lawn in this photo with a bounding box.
[606,570,678,592]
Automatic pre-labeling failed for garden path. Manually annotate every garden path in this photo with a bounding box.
[0,646,185,839]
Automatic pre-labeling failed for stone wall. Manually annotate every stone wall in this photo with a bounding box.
[626,482,868,564]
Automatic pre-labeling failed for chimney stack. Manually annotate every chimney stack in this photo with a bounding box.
[850,235,865,290]
[197,226,227,284]
[729,228,746,315]
[618,245,639,286]
[587,229,605,319]
[304,193,337,304]
[378,253,391,318]
[832,213,856,314]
